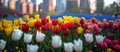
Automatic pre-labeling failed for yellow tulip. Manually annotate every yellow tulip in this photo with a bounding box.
[18,18,24,25]
[106,48,112,52]
[24,15,29,22]
[2,19,8,28]
[14,19,19,26]
[13,25,19,29]
[76,27,84,35]
[4,27,12,36]
[0,22,3,31]
[74,17,80,24]
[28,18,35,28]
[57,18,63,24]
[34,14,40,21]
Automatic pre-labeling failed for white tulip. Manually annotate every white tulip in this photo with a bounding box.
[24,33,33,43]
[84,33,93,43]
[64,42,74,52]
[12,29,23,41]
[96,35,105,44]
[52,35,62,48]
[0,39,6,50]
[27,44,39,52]
[73,39,83,52]
[36,31,45,43]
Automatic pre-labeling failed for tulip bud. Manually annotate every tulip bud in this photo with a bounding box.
[101,42,108,49]
[84,33,93,43]
[63,29,69,36]
[52,35,62,48]
[22,24,29,32]
[107,33,114,39]
[104,38,112,46]
[34,21,42,29]
[36,31,45,43]
[41,18,49,25]
[12,29,23,41]
[64,42,74,52]
[24,33,33,43]
[52,19,58,26]
[0,39,6,50]
[96,35,105,44]
[73,39,83,52]
[112,45,120,52]
[27,44,39,52]
[53,26,61,34]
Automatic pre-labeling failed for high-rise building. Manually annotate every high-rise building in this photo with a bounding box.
[89,0,96,14]
[8,0,16,10]
[43,0,55,12]
[49,0,55,12]
[2,0,7,7]
[27,2,34,14]
[56,0,66,13]
[31,0,39,12]
[80,0,90,13]
[19,0,26,3]
[96,0,104,14]
[43,0,49,12]
[66,0,79,13]
[22,2,27,14]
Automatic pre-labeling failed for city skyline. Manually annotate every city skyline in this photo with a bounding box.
[4,0,119,7]
[1,0,120,15]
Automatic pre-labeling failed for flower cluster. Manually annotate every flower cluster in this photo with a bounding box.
[0,14,120,52]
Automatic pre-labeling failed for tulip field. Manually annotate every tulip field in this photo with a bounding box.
[0,14,120,52]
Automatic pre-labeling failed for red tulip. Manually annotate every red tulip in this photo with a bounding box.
[63,29,69,36]
[107,33,114,39]
[102,19,108,28]
[108,20,113,29]
[96,28,101,34]
[41,26,46,31]
[60,23,68,30]
[101,42,108,49]
[45,23,52,30]
[66,22,74,29]
[34,21,42,29]
[80,18,85,24]
[104,38,112,46]
[53,26,61,34]
[113,45,120,52]
[112,40,118,45]
[112,23,119,30]
[52,19,58,26]
[22,24,29,32]
[91,18,97,23]
[41,18,49,25]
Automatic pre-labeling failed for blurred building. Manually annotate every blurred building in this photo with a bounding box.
[56,0,66,13]
[43,0,55,12]
[27,2,34,14]
[96,0,104,14]
[2,0,7,7]
[31,0,39,12]
[20,0,26,3]
[8,0,16,10]
[80,0,90,13]
[89,0,96,14]
[22,2,27,14]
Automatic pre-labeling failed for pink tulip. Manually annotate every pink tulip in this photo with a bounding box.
[101,42,108,49]
[113,45,120,52]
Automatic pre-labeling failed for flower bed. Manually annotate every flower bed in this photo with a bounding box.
[0,14,120,52]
